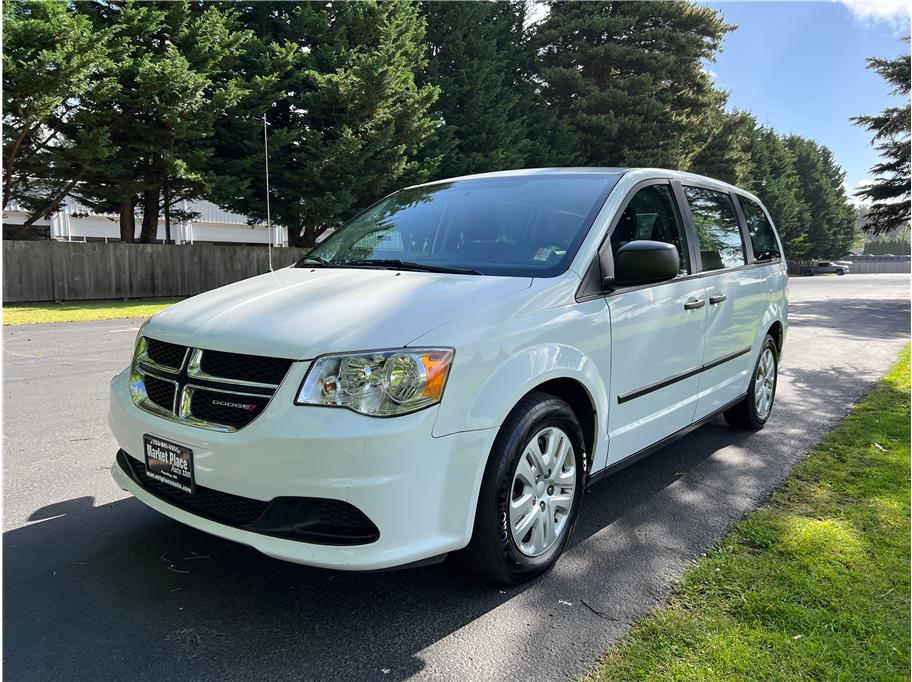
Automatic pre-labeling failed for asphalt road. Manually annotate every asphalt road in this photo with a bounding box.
[3,274,909,681]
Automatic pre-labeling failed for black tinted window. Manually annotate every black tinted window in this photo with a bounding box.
[683,186,746,271]
[738,196,781,261]
[610,184,690,275]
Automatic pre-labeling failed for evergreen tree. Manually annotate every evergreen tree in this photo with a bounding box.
[688,110,755,185]
[851,46,911,234]
[70,1,248,242]
[208,1,439,248]
[744,126,809,257]
[2,0,114,224]
[533,1,733,168]
[419,1,531,179]
[786,135,857,259]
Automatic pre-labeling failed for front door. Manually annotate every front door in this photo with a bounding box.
[604,182,707,466]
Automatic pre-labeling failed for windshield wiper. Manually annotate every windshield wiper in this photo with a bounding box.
[340,259,483,275]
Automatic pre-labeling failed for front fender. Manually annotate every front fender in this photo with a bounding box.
[434,343,608,461]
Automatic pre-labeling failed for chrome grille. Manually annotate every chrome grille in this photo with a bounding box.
[131,337,293,432]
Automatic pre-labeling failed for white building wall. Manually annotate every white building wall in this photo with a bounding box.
[4,199,288,246]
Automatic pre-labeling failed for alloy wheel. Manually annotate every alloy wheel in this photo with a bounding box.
[754,347,776,419]
[508,426,577,557]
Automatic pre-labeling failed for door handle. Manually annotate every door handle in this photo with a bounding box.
[684,298,705,310]
[709,293,727,305]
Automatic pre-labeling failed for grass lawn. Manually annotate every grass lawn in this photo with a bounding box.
[590,345,911,682]
[3,298,181,325]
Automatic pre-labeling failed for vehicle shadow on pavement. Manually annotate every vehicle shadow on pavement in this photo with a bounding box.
[3,421,752,682]
[787,298,910,342]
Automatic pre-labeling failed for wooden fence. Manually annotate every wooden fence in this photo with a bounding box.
[3,241,310,303]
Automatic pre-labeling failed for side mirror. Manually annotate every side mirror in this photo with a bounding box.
[611,240,680,286]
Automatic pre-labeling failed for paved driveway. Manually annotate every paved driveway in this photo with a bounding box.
[3,274,909,681]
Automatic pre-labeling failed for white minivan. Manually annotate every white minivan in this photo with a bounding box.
[110,168,787,583]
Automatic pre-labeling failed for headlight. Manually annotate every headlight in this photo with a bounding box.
[129,320,151,404]
[133,319,150,354]
[296,348,454,417]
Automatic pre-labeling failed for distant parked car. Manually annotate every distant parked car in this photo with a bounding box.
[800,260,850,276]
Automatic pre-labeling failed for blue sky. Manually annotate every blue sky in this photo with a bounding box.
[703,1,910,200]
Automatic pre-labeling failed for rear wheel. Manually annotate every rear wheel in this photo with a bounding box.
[458,392,586,583]
[724,335,778,430]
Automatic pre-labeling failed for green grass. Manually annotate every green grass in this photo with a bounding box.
[590,345,911,682]
[3,298,181,325]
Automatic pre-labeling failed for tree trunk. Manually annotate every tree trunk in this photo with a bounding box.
[297,224,329,249]
[119,199,136,242]
[3,125,30,209]
[138,187,160,243]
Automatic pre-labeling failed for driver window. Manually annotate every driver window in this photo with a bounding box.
[610,184,690,275]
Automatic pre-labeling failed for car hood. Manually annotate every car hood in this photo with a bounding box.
[145,266,532,359]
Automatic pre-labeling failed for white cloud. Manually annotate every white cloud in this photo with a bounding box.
[838,0,911,29]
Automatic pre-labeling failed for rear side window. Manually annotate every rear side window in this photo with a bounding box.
[610,184,690,275]
[737,196,781,262]
[682,186,746,271]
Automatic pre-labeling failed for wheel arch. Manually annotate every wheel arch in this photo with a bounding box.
[766,320,784,353]
[519,377,598,474]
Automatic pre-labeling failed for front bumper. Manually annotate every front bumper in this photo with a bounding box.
[108,366,497,571]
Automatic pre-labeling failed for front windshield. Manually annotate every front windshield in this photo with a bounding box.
[302,174,620,277]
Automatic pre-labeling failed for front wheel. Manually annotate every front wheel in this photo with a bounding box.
[724,335,778,430]
[458,392,586,584]
[836,269,846,275]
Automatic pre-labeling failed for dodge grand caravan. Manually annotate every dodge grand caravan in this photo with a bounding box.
[110,168,787,583]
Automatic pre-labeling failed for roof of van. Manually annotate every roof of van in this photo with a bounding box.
[411,167,754,199]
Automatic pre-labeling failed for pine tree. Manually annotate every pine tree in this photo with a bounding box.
[786,135,857,259]
[70,1,249,242]
[744,126,809,257]
[419,1,531,179]
[532,1,733,168]
[688,110,755,185]
[851,46,911,234]
[2,0,114,224]
[208,1,439,248]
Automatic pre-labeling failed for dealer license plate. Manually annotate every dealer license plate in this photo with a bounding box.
[143,434,195,494]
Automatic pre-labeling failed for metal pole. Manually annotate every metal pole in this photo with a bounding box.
[263,113,273,272]
[183,200,193,245]
[164,173,171,245]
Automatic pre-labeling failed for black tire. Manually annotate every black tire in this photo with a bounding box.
[836,269,845,275]
[724,334,778,430]
[457,391,586,584]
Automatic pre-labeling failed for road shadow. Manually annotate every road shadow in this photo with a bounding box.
[3,419,754,682]
[787,297,909,342]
